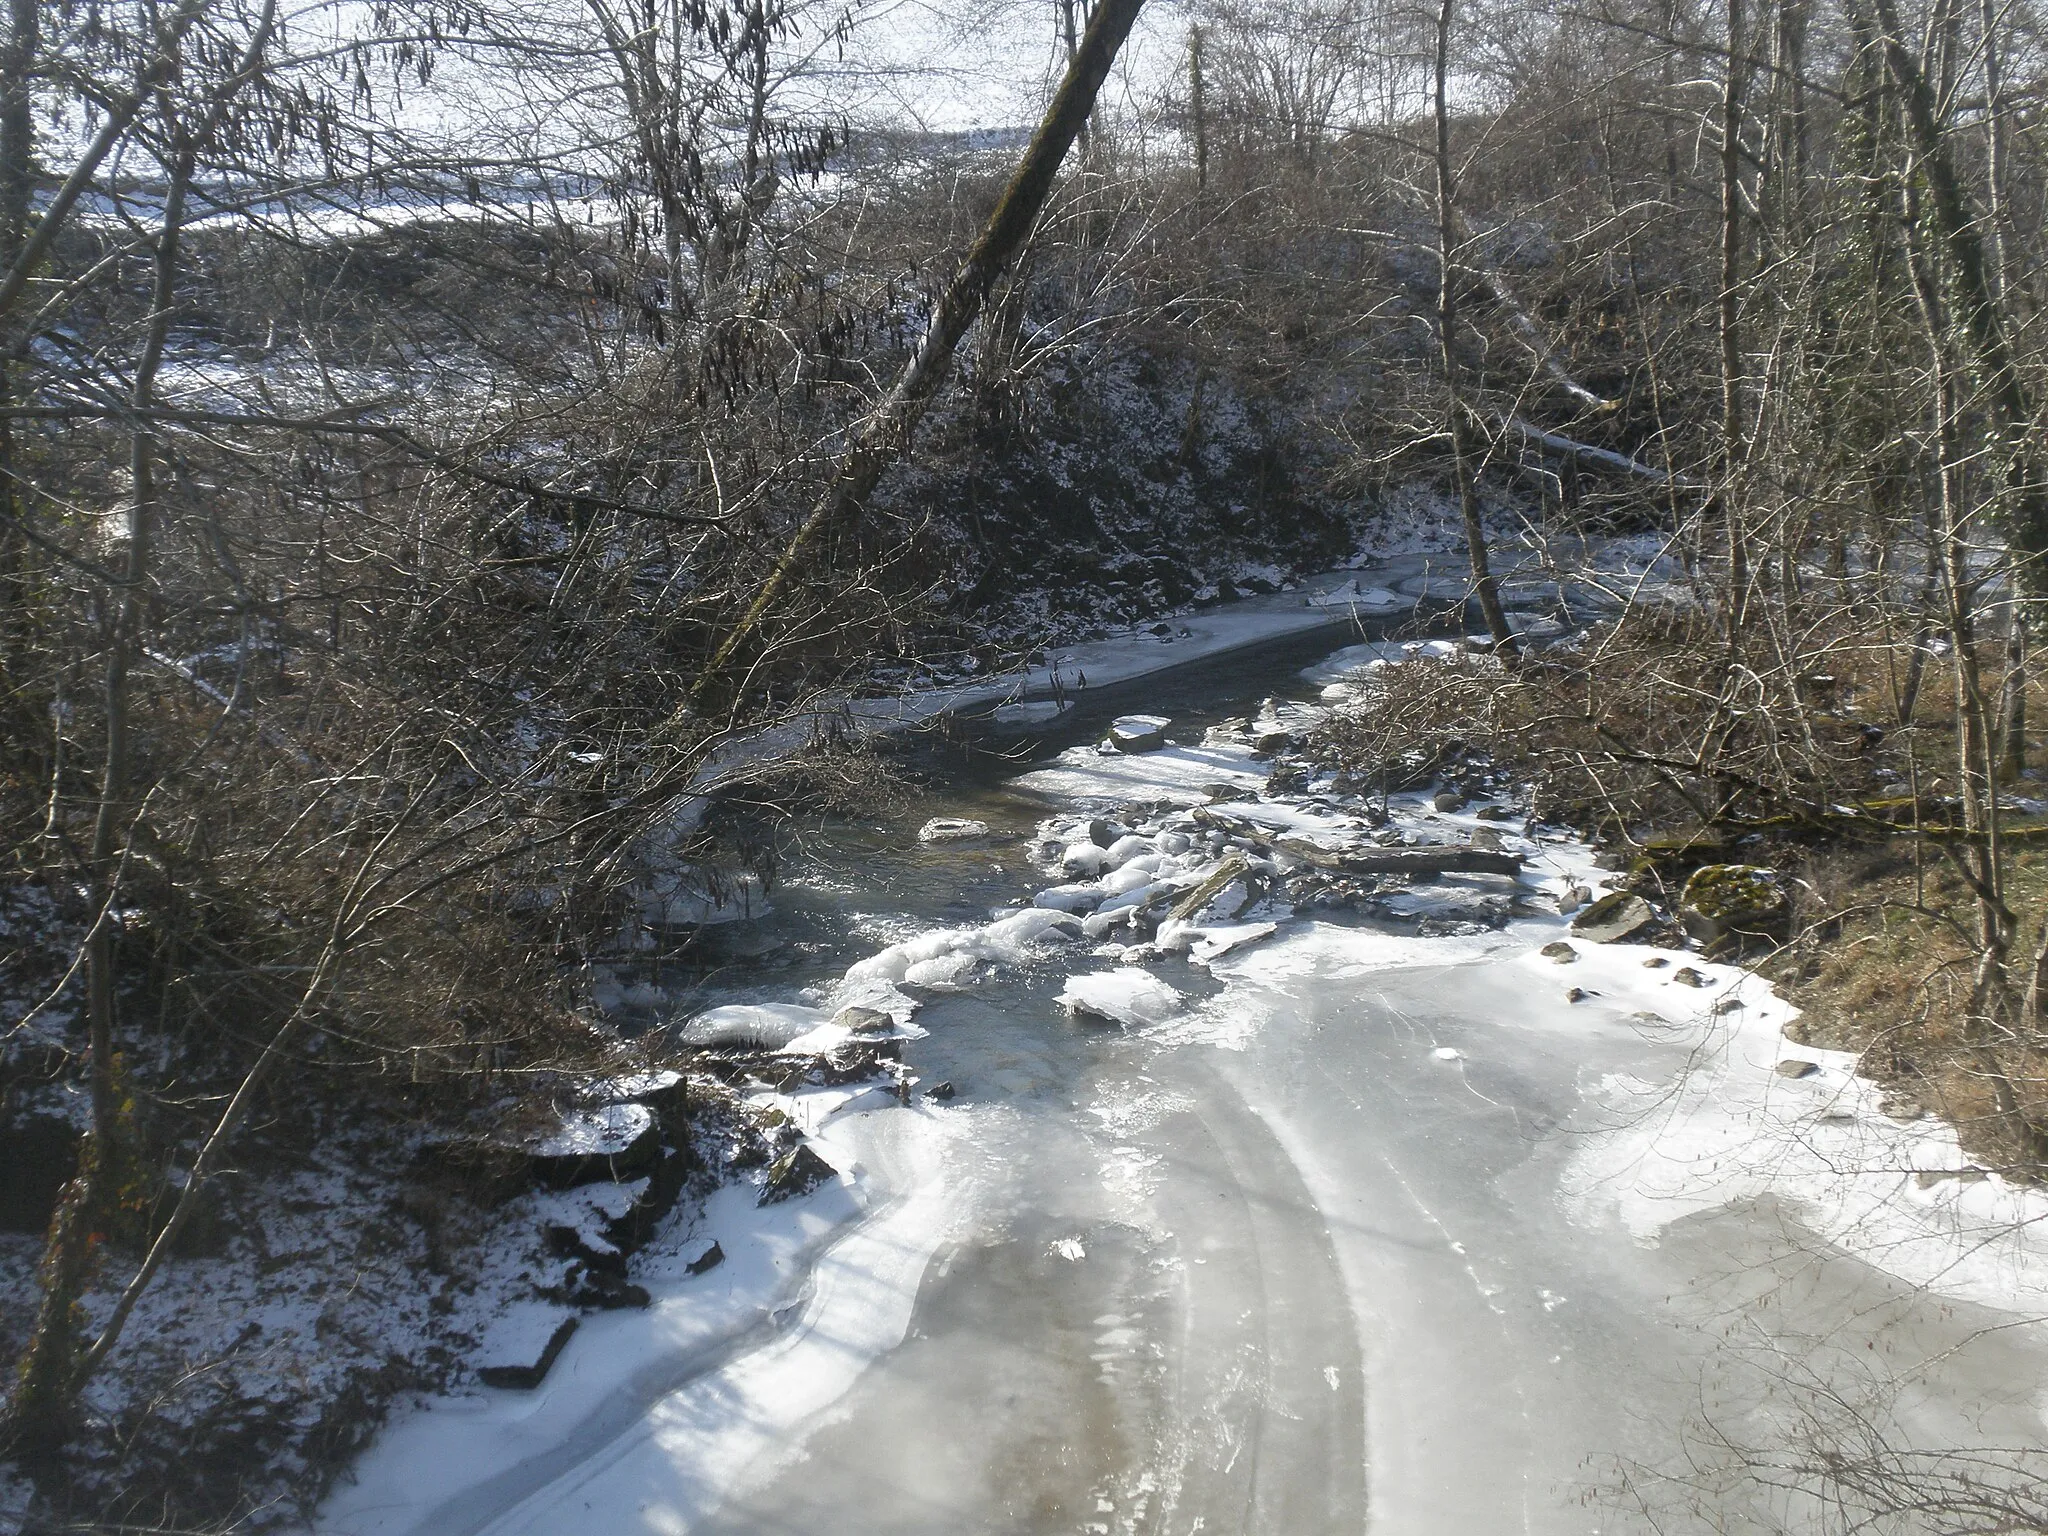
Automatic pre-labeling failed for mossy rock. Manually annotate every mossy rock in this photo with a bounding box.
[1626,829,1727,887]
[1679,864,1789,946]
[1568,891,1657,944]
[759,1143,837,1206]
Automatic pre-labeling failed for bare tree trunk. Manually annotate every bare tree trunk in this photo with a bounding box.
[5,0,276,1427]
[2001,598,2026,780]
[77,928,347,1387]
[4,141,192,1458]
[1977,0,2008,297]
[0,0,34,699]
[1432,0,1516,655]
[693,0,1148,706]
[0,0,209,328]
[1188,22,1209,193]
[1719,0,1752,645]
[1902,135,2041,1160]
[1977,0,2028,774]
[1061,0,1089,156]
[1852,0,2048,594]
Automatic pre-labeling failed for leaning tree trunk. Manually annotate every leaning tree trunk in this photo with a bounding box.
[692,0,1147,708]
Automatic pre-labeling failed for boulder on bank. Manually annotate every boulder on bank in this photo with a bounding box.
[543,1267,651,1310]
[1088,818,1125,848]
[1569,891,1658,944]
[586,1069,688,1136]
[475,1307,579,1390]
[1252,726,1294,756]
[1106,715,1171,753]
[759,1143,838,1205]
[1679,864,1790,946]
[834,1005,895,1034]
[527,1103,661,1187]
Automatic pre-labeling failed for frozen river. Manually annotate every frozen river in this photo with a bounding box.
[322,581,2048,1536]
[675,937,2048,1536]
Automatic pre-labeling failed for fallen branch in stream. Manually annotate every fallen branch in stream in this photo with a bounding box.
[1271,838,1526,878]
[1188,807,1525,878]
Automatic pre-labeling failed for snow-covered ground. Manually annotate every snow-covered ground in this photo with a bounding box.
[321,1086,967,1536]
[314,622,2048,1534]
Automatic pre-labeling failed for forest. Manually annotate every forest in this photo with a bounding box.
[4,0,2048,1528]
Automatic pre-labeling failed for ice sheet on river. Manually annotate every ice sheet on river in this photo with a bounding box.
[1012,741,1267,806]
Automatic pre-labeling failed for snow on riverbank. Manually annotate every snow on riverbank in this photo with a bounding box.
[318,1088,968,1536]
[1554,944,2048,1318]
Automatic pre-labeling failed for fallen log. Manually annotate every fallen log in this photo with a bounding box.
[1271,836,1525,878]
[1169,854,1251,922]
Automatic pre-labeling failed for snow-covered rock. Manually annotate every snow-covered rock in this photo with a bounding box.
[474,1304,579,1390]
[1061,842,1110,876]
[527,1104,660,1185]
[918,817,991,843]
[1106,715,1171,753]
[1102,834,1154,867]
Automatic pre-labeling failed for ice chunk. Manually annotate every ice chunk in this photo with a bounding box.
[1034,883,1104,913]
[1157,918,1278,963]
[904,952,980,989]
[1306,576,1404,611]
[847,908,1083,991]
[680,1002,830,1049]
[981,908,1084,951]
[828,978,923,1028]
[991,698,1072,726]
[1102,834,1154,868]
[779,1022,856,1056]
[1059,967,1184,1027]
